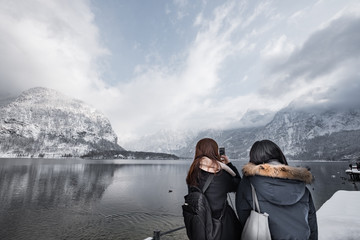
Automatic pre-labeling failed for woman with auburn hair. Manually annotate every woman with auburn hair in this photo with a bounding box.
[236,140,318,240]
[185,138,241,240]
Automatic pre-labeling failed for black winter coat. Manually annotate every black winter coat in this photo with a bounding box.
[197,162,241,218]
[190,162,241,240]
[236,163,318,240]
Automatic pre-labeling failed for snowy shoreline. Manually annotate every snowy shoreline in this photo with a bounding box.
[317,190,360,240]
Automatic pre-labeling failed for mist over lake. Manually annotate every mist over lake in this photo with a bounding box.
[0,158,358,240]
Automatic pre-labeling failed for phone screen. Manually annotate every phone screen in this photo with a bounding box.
[219,147,225,155]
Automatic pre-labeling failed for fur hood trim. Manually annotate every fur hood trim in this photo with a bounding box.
[242,163,313,184]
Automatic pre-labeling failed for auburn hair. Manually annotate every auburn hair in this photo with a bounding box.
[186,138,221,186]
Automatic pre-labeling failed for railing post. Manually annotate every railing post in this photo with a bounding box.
[153,230,161,240]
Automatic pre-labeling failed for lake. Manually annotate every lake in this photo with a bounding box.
[0,158,358,240]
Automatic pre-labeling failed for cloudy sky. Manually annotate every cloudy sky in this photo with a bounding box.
[1,0,360,144]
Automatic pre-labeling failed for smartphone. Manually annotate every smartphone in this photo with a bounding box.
[219,147,225,156]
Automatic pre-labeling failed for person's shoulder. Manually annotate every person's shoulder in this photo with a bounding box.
[199,157,220,173]
[239,175,251,188]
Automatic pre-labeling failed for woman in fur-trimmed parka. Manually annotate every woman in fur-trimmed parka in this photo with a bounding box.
[236,140,318,240]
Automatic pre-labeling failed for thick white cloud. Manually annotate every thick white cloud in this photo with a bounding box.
[0,0,108,96]
[110,2,245,139]
[260,35,295,60]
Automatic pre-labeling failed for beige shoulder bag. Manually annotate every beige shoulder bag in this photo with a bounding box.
[241,184,271,240]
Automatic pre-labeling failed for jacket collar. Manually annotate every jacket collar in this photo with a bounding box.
[242,162,313,184]
[200,157,236,176]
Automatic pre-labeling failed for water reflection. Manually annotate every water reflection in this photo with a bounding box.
[0,163,120,209]
[0,159,123,240]
[102,163,189,215]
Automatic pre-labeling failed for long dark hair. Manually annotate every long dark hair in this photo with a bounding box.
[186,138,221,186]
[249,139,288,165]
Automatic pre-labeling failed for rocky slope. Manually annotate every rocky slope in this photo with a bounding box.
[127,106,360,160]
[0,87,123,157]
[255,106,360,159]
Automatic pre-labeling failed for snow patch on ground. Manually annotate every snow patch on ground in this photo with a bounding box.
[317,190,360,240]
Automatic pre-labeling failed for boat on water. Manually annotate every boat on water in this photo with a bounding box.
[346,162,360,181]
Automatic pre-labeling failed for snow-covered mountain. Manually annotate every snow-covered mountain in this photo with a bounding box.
[8,87,358,160]
[126,105,360,160]
[237,109,275,128]
[256,106,360,157]
[0,87,123,158]
[122,129,198,155]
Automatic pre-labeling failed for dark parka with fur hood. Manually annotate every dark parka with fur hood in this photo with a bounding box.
[236,162,318,240]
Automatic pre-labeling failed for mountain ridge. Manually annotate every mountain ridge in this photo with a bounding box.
[2,87,360,160]
[125,105,360,160]
[0,87,123,158]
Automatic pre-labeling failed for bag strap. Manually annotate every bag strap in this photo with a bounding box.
[202,174,215,193]
[250,184,261,213]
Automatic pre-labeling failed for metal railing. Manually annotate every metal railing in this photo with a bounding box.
[144,226,185,240]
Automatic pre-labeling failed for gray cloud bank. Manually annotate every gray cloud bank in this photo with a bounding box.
[264,15,360,109]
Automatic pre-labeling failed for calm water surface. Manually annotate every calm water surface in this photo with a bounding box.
[0,158,358,240]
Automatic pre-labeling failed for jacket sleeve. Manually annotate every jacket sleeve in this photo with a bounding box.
[235,177,251,229]
[227,162,241,192]
[308,190,318,240]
